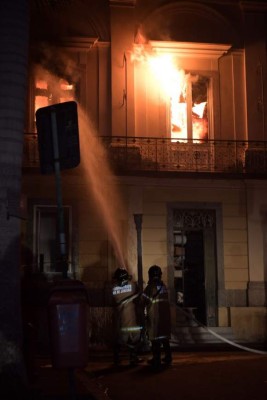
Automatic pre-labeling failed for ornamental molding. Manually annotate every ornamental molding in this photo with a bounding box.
[173,209,216,229]
[149,41,232,60]
[240,1,267,11]
[109,0,136,6]
[56,37,99,51]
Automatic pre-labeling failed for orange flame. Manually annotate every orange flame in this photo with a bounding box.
[131,43,208,142]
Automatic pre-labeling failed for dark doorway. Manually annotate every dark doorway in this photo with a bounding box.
[170,207,218,327]
[184,230,206,325]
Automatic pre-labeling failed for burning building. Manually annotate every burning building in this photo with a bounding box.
[22,0,267,348]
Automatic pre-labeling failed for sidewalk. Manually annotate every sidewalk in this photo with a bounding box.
[30,346,267,400]
[84,349,267,400]
[29,356,103,400]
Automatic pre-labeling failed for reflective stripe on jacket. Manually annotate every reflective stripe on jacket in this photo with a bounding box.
[143,281,171,341]
[112,281,143,344]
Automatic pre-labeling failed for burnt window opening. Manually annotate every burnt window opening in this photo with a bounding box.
[133,41,228,143]
[34,75,76,128]
[25,62,80,133]
[170,74,209,143]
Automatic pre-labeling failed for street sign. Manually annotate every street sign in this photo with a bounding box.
[36,101,80,174]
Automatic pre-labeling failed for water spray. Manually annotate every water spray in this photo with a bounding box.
[77,106,127,271]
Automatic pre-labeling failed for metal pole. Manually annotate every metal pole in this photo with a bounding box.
[133,214,143,290]
[51,109,68,279]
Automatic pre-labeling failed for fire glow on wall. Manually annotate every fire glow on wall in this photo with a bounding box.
[34,66,75,123]
[131,41,209,142]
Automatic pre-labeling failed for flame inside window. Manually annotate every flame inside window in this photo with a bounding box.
[59,79,75,103]
[34,71,75,119]
[132,45,209,142]
[35,79,49,114]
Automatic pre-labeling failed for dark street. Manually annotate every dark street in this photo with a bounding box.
[34,349,267,400]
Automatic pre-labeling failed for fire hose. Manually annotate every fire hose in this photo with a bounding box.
[170,304,267,355]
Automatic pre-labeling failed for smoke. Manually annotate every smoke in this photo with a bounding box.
[135,20,172,43]
[32,42,81,83]
[34,49,128,272]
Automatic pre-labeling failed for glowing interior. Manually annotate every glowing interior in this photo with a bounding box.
[132,44,209,142]
[35,75,75,118]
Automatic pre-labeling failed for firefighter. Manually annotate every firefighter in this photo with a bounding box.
[143,265,172,369]
[112,267,144,366]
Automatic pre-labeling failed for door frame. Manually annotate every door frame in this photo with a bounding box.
[167,202,224,327]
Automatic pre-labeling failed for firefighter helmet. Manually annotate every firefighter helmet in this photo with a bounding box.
[148,265,162,280]
[113,268,130,285]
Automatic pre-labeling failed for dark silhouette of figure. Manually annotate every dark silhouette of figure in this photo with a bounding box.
[143,265,172,369]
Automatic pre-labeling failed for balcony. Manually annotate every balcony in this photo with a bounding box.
[23,133,267,178]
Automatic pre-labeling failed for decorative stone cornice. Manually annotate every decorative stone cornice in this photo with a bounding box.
[56,37,99,51]
[109,0,136,7]
[199,0,267,9]
[147,41,232,60]
[240,1,267,11]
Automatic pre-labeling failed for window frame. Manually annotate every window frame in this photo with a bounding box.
[33,204,73,278]
[25,37,96,133]
[167,72,211,142]
[133,41,231,140]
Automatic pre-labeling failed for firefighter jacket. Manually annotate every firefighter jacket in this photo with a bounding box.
[143,280,171,341]
[112,280,143,345]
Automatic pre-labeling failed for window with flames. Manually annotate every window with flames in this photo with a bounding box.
[26,66,77,132]
[132,41,219,143]
[34,71,76,123]
[170,74,209,142]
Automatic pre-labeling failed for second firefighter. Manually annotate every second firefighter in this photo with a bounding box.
[143,265,172,368]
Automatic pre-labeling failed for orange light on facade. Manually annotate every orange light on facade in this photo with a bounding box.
[131,43,208,142]
[35,79,49,116]
[34,74,75,119]
[59,79,74,103]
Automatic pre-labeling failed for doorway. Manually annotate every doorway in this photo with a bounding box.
[184,230,206,324]
[169,207,218,327]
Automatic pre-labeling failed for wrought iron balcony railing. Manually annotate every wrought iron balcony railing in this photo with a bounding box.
[102,137,267,176]
[23,133,267,177]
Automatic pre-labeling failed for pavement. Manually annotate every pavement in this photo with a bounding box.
[29,345,267,400]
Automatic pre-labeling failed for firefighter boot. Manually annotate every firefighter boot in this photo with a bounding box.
[148,340,161,369]
[113,344,121,366]
[162,339,172,365]
[129,347,143,366]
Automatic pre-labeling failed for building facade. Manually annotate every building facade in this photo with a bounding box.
[22,0,267,347]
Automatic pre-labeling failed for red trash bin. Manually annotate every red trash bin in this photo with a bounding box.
[48,279,88,369]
